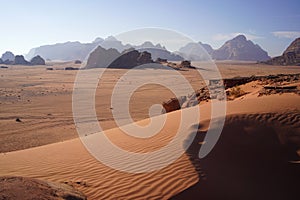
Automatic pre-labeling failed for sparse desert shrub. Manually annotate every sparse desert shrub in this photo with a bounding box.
[227,86,246,100]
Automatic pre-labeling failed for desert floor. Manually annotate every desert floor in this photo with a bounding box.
[0,61,299,199]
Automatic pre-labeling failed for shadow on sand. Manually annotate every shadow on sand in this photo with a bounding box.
[172,115,300,200]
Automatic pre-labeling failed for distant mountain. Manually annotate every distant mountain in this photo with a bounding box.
[26,41,100,61]
[25,34,271,62]
[178,42,214,61]
[1,51,15,62]
[99,36,132,52]
[134,41,183,61]
[211,35,270,61]
[26,36,130,61]
[134,41,166,50]
[139,48,183,61]
[264,37,300,65]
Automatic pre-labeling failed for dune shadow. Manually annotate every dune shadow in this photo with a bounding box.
[172,115,300,200]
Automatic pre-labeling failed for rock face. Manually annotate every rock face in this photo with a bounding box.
[85,46,121,68]
[86,46,153,69]
[30,55,45,65]
[109,50,153,68]
[0,58,3,64]
[264,37,300,65]
[211,35,270,61]
[0,176,86,200]
[14,55,30,65]
[1,51,15,62]
[180,60,191,68]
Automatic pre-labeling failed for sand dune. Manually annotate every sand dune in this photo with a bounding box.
[1,93,299,199]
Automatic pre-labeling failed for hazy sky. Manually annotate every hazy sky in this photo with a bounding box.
[1,0,299,56]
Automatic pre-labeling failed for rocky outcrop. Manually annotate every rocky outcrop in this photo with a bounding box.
[109,49,153,68]
[1,51,15,62]
[156,58,167,63]
[14,55,30,65]
[0,176,86,200]
[0,58,3,64]
[30,55,45,65]
[179,60,191,68]
[264,37,300,65]
[211,35,270,61]
[86,46,153,69]
[74,60,82,64]
[85,46,121,68]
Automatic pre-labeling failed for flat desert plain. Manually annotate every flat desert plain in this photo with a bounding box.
[0,62,300,199]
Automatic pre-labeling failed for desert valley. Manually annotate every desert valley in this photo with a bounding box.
[0,30,299,200]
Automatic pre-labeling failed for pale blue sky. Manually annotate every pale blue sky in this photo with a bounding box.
[1,0,299,56]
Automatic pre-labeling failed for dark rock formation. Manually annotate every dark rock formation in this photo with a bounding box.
[0,176,86,200]
[211,35,270,61]
[0,58,3,64]
[1,51,15,62]
[30,55,45,65]
[85,46,121,68]
[86,46,153,69]
[74,60,82,64]
[162,98,181,113]
[14,55,30,65]
[156,58,168,63]
[65,67,79,70]
[180,60,191,68]
[109,50,153,68]
[264,37,300,65]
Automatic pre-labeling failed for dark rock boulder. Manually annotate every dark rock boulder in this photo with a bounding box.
[14,55,30,65]
[180,60,191,68]
[30,55,45,65]
[162,98,181,113]
[74,60,82,64]
[65,67,79,70]
[156,58,167,63]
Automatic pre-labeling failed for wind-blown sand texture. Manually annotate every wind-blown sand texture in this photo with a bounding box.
[0,62,299,199]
